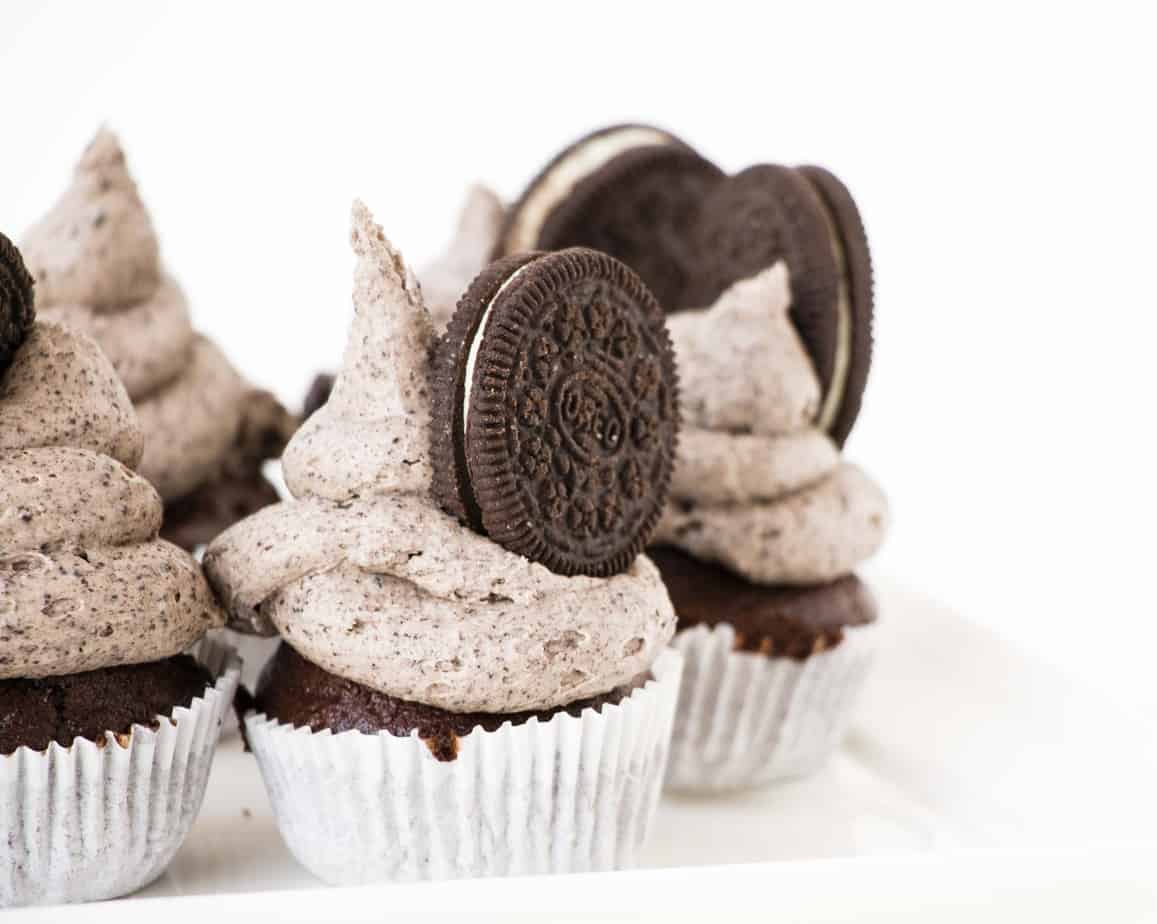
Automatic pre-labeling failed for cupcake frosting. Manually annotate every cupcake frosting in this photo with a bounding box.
[205,202,675,713]
[0,322,225,680]
[653,262,888,584]
[420,185,504,331]
[22,129,245,501]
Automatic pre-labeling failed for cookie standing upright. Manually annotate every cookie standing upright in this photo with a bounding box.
[495,124,725,313]
[432,247,679,577]
[496,124,874,447]
[694,164,874,446]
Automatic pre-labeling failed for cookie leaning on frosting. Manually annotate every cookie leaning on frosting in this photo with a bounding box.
[203,202,682,884]
[20,128,295,551]
[0,233,240,908]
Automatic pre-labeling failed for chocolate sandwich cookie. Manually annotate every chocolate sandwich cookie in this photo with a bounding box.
[0,654,212,754]
[252,642,648,762]
[495,124,724,312]
[432,248,679,577]
[648,546,876,659]
[694,164,873,446]
[0,231,36,377]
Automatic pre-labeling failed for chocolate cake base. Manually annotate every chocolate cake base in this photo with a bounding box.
[0,655,213,755]
[161,388,297,551]
[648,546,876,659]
[253,642,648,762]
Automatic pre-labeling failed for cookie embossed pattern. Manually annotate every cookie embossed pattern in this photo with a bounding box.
[432,248,679,577]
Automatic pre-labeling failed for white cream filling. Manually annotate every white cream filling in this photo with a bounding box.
[812,195,853,433]
[504,126,674,253]
[463,264,532,436]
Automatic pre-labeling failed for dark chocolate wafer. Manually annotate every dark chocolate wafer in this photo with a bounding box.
[431,248,679,577]
[0,232,36,378]
[495,125,724,312]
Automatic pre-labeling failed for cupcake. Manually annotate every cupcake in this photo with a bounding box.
[496,126,889,791]
[203,202,682,884]
[0,233,239,906]
[19,128,295,552]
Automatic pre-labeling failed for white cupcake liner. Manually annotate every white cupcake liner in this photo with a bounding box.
[208,628,278,736]
[244,648,683,885]
[665,620,877,793]
[0,637,241,907]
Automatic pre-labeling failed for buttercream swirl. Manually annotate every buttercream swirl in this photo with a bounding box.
[204,202,675,713]
[653,263,888,584]
[22,129,244,501]
[0,323,225,679]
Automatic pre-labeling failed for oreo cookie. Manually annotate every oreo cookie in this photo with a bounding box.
[695,164,873,446]
[796,165,874,446]
[648,545,877,659]
[495,124,724,312]
[431,248,679,577]
[0,232,36,379]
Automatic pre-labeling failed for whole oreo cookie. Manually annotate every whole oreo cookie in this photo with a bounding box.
[796,165,874,446]
[495,124,724,313]
[0,232,36,378]
[431,248,679,577]
[694,164,873,446]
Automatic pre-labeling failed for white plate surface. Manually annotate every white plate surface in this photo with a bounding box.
[10,577,1157,916]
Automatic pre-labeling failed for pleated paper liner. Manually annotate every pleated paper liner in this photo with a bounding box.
[665,620,877,792]
[209,628,278,735]
[0,636,241,907]
[244,648,683,884]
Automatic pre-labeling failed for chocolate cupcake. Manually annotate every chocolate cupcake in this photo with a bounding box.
[19,129,295,551]
[0,234,240,907]
[653,263,887,791]
[203,203,681,884]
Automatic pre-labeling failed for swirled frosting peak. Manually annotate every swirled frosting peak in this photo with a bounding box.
[22,129,246,503]
[21,128,161,313]
[654,262,889,585]
[0,321,225,680]
[282,200,435,502]
[205,202,675,714]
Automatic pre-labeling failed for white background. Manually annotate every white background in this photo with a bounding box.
[4,0,1154,710]
[4,1,1152,707]
[2,2,1156,911]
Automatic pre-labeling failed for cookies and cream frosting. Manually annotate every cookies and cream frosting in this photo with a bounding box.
[421,185,504,332]
[21,129,245,502]
[204,202,675,714]
[0,321,225,680]
[654,262,888,584]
